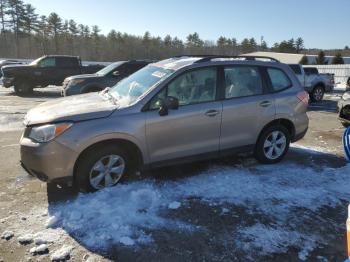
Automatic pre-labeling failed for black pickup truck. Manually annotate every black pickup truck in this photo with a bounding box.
[1,55,104,95]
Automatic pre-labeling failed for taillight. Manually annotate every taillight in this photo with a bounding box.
[297,91,309,106]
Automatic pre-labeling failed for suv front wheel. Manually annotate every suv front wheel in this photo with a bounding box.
[254,125,290,164]
[75,145,130,192]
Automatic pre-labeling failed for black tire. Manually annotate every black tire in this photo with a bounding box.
[75,145,132,192]
[14,81,33,96]
[342,122,350,128]
[310,85,324,102]
[254,125,291,164]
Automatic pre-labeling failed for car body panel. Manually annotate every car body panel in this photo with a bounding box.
[20,57,309,183]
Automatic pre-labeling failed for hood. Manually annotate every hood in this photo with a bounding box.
[66,74,102,81]
[24,92,117,126]
[2,64,31,70]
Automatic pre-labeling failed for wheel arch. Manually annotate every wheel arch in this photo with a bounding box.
[73,138,144,179]
[256,118,296,144]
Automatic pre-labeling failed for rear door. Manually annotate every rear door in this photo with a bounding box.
[56,57,81,84]
[219,65,275,151]
[145,67,222,163]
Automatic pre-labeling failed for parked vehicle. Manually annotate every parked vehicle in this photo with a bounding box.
[0,59,23,78]
[20,55,309,192]
[62,60,152,96]
[288,64,334,102]
[338,90,350,127]
[1,55,104,95]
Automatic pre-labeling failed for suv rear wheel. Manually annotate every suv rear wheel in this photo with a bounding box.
[75,145,130,192]
[14,81,33,96]
[254,125,290,164]
[310,85,324,102]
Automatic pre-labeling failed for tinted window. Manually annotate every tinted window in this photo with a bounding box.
[150,67,217,108]
[267,68,292,91]
[304,67,318,75]
[39,58,56,67]
[288,64,302,75]
[56,57,78,67]
[224,66,263,98]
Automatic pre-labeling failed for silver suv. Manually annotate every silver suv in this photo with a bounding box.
[20,56,309,192]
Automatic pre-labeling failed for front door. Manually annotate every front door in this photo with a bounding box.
[145,67,222,163]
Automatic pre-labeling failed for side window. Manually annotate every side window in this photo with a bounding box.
[167,67,217,106]
[267,68,292,91]
[56,57,78,67]
[39,58,56,68]
[149,67,217,109]
[224,66,263,99]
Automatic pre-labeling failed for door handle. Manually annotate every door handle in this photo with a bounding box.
[205,109,219,117]
[260,101,272,107]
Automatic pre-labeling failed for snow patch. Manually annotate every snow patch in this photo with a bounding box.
[51,245,73,261]
[1,230,14,240]
[30,244,48,255]
[168,201,181,209]
[17,233,34,244]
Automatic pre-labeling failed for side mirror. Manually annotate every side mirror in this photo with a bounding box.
[158,96,179,116]
[112,71,120,77]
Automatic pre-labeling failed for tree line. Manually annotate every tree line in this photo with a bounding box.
[0,0,348,63]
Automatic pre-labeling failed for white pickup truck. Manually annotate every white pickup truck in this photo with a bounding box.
[288,64,334,102]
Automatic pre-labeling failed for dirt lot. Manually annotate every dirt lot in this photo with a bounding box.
[0,87,349,262]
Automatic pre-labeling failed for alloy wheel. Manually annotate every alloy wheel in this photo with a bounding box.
[89,154,126,189]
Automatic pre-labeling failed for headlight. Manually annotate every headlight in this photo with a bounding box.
[343,92,350,100]
[28,122,73,143]
[70,79,85,85]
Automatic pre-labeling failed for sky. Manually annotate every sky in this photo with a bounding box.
[28,0,349,49]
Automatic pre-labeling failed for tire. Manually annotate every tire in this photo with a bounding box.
[310,85,324,102]
[75,145,132,192]
[342,122,350,128]
[14,81,33,96]
[254,125,291,164]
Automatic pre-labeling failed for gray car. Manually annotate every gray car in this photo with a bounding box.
[20,55,309,192]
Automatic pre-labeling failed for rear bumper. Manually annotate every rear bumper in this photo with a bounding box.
[20,136,77,183]
[292,127,308,142]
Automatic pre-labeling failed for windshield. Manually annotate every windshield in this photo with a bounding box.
[108,65,174,107]
[96,62,124,76]
[29,57,44,66]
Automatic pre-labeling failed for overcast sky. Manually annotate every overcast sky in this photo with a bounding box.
[28,0,349,49]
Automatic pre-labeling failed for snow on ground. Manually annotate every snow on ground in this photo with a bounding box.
[0,113,24,132]
[39,145,350,260]
[1,145,349,260]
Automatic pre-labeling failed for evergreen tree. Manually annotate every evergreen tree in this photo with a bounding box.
[299,55,308,65]
[295,37,304,53]
[315,50,327,64]
[47,12,62,52]
[331,53,344,64]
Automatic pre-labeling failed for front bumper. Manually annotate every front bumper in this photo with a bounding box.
[61,81,82,96]
[1,77,14,88]
[20,135,77,184]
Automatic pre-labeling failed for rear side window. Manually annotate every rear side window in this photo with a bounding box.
[288,64,302,75]
[267,68,292,91]
[224,66,263,99]
[56,57,78,67]
[304,67,318,75]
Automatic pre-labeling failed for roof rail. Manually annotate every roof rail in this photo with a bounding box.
[171,55,280,63]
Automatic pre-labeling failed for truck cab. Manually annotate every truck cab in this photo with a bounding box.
[1,55,104,95]
[288,64,334,102]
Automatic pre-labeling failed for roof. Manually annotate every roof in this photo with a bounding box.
[152,57,202,71]
[244,52,304,64]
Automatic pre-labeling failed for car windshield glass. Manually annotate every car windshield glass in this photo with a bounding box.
[29,57,43,65]
[108,65,174,107]
[96,62,124,76]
